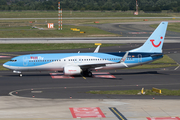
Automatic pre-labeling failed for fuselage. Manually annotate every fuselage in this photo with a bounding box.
[3,52,163,72]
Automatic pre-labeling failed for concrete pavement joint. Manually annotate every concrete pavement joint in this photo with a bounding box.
[141,107,152,117]
[159,107,171,117]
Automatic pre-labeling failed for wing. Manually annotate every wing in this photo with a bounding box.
[79,51,129,70]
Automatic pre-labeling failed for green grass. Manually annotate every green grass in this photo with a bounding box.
[0,59,9,70]
[1,12,180,38]
[1,18,179,25]
[152,55,176,64]
[0,25,119,38]
[128,64,177,69]
[0,43,123,52]
[0,65,8,70]
[166,22,180,33]
[126,55,178,69]
[87,89,180,96]
[150,22,180,33]
[0,59,9,64]
[0,26,33,30]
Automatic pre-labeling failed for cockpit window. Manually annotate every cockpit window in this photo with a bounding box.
[10,60,17,62]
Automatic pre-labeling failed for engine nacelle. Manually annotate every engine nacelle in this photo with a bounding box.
[63,66,82,75]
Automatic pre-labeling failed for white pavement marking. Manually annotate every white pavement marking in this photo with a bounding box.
[174,64,180,70]
[0,97,180,119]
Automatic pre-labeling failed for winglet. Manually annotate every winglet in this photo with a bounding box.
[120,52,129,62]
[94,45,101,53]
[119,52,129,67]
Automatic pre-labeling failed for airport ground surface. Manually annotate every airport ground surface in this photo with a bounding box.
[1,21,180,44]
[0,43,180,120]
[1,21,180,119]
[83,21,180,37]
[1,43,180,99]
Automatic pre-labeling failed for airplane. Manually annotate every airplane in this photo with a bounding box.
[3,21,168,77]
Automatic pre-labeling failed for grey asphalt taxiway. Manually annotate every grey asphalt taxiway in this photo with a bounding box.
[3,68,180,99]
[1,43,180,99]
[1,43,180,119]
[0,43,180,120]
[1,20,180,119]
[85,21,180,37]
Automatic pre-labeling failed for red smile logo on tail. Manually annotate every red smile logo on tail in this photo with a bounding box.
[150,36,163,47]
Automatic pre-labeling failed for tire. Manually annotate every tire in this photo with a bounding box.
[88,71,92,77]
[82,70,92,77]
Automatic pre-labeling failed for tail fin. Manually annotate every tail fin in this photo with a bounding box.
[129,21,168,53]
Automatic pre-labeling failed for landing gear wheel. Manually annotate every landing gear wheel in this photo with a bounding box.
[19,74,22,77]
[87,71,92,77]
[82,70,92,77]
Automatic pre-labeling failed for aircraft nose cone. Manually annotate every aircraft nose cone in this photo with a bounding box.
[3,63,7,68]
[3,63,9,69]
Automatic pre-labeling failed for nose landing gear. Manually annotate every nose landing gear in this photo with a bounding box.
[13,71,22,77]
[19,74,22,77]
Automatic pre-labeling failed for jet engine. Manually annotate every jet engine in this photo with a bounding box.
[63,66,82,75]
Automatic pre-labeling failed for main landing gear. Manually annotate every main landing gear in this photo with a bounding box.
[82,70,92,77]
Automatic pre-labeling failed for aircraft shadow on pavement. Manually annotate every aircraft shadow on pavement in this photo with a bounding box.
[5,73,51,77]
[111,71,169,76]
[4,71,168,79]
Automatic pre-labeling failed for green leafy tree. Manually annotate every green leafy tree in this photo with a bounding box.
[2,0,180,11]
[0,0,7,5]
[121,6,129,11]
[153,6,162,12]
[114,4,121,10]
[177,6,180,12]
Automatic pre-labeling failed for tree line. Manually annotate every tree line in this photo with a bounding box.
[1,0,180,12]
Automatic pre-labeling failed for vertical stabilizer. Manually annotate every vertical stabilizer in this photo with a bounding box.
[129,22,168,53]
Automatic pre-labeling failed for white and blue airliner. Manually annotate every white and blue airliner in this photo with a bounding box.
[3,22,168,77]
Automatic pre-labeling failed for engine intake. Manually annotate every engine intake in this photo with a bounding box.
[64,66,82,75]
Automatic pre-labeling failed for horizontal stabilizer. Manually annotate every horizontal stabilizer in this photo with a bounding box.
[151,54,163,57]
